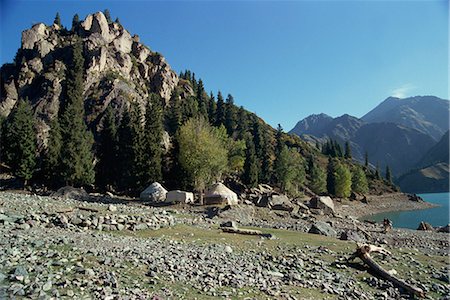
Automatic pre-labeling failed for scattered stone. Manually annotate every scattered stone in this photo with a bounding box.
[309,196,335,215]
[308,222,337,237]
[417,221,433,231]
[108,204,117,212]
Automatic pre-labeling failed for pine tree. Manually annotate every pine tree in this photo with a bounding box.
[326,158,336,195]
[344,141,352,159]
[364,151,369,168]
[104,9,112,24]
[3,98,37,185]
[167,88,182,135]
[54,12,61,27]
[375,162,381,179]
[215,91,226,126]
[42,117,62,186]
[143,94,163,186]
[243,135,259,187]
[59,39,95,186]
[334,162,352,198]
[385,165,392,183]
[96,106,118,189]
[275,124,284,156]
[236,106,249,139]
[224,94,237,136]
[72,14,79,31]
[196,79,208,119]
[309,160,327,194]
[208,92,217,124]
[116,103,145,191]
[352,166,368,194]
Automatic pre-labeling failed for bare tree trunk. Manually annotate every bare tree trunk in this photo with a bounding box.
[199,188,204,205]
[349,244,425,298]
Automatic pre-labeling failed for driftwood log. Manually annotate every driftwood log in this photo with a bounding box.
[77,206,99,213]
[220,227,273,238]
[349,243,425,298]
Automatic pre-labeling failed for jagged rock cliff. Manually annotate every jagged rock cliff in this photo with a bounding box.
[1,11,185,152]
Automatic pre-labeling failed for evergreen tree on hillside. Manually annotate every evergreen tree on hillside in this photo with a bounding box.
[96,106,118,189]
[243,135,259,187]
[352,165,368,194]
[42,117,62,186]
[59,39,95,186]
[215,91,226,126]
[224,94,237,136]
[375,162,381,179]
[385,165,392,183]
[117,103,145,191]
[72,14,79,31]
[143,94,164,185]
[334,162,352,198]
[344,141,352,159]
[236,106,249,139]
[326,158,336,195]
[275,124,284,156]
[309,160,327,194]
[364,151,369,168]
[167,88,182,135]
[54,12,61,27]
[196,79,208,119]
[3,98,37,185]
[208,92,217,124]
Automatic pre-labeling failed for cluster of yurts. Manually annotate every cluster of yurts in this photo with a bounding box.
[140,182,238,206]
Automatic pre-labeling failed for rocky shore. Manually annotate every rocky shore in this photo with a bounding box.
[1,191,449,299]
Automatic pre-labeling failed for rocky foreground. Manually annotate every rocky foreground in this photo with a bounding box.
[0,191,449,299]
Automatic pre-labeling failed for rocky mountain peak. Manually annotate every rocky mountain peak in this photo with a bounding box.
[1,11,187,152]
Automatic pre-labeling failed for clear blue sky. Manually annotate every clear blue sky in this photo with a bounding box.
[1,0,448,130]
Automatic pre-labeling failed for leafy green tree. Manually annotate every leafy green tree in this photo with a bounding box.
[344,141,352,159]
[385,165,392,183]
[143,94,164,185]
[3,99,37,184]
[42,117,62,186]
[224,94,237,136]
[59,39,95,186]
[309,160,327,194]
[178,117,228,204]
[96,106,118,189]
[334,161,352,198]
[54,12,61,27]
[104,9,112,24]
[243,134,259,187]
[274,145,305,195]
[215,91,226,126]
[351,165,368,194]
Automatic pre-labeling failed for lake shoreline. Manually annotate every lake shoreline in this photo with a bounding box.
[335,192,438,220]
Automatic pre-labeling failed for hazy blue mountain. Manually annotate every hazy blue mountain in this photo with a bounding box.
[362,96,449,141]
[397,131,449,193]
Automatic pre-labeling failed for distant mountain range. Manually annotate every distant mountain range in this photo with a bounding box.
[290,96,449,192]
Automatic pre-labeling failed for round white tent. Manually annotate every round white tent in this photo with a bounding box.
[204,183,238,205]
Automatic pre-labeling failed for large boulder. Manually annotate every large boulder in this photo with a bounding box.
[417,221,433,231]
[81,12,113,43]
[309,196,335,215]
[340,230,365,242]
[113,30,133,54]
[438,224,450,233]
[51,186,89,201]
[140,182,167,202]
[166,190,194,204]
[308,222,337,237]
[268,194,294,212]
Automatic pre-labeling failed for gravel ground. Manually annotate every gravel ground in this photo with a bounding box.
[0,191,449,299]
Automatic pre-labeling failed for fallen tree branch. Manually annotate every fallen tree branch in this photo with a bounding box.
[220,227,272,238]
[349,243,425,298]
[77,206,99,213]
[56,208,74,214]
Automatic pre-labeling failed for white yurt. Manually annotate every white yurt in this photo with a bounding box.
[204,183,238,205]
[166,190,194,204]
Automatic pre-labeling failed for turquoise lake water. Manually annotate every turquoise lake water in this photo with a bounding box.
[369,192,449,229]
